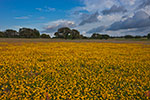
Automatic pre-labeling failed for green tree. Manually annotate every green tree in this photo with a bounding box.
[33,29,40,37]
[54,32,63,38]
[40,34,51,38]
[19,28,40,38]
[4,29,18,38]
[70,29,80,39]
[101,34,110,39]
[147,33,150,39]
[0,31,4,37]
[91,33,110,39]
[58,27,71,39]
[124,35,134,39]
[91,33,100,39]
[135,35,142,38]
[54,27,81,39]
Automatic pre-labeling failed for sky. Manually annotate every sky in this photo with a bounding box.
[0,0,150,36]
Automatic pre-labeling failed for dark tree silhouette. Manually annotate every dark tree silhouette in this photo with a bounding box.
[4,29,18,38]
[70,29,80,39]
[19,28,40,38]
[91,33,110,39]
[54,27,82,39]
[0,31,4,37]
[40,34,51,38]
[147,33,150,39]
[54,32,63,38]
[124,35,134,39]
[58,27,71,39]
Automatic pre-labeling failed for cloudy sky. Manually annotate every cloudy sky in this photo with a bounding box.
[0,0,150,36]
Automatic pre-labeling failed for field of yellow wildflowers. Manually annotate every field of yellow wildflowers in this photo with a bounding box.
[0,42,150,99]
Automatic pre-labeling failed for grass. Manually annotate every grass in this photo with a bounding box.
[0,38,150,44]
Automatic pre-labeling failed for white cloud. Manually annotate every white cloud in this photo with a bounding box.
[46,7,56,12]
[107,11,150,31]
[36,8,42,11]
[100,14,123,25]
[42,20,76,33]
[81,0,117,12]
[97,15,103,20]
[14,16,30,19]
[120,0,136,6]
[37,0,150,36]
[45,20,75,27]
[13,26,23,29]
[102,5,127,15]
[79,12,100,26]
[141,6,150,15]
[36,7,56,12]
[70,0,149,36]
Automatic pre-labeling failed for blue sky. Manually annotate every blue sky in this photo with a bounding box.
[0,0,82,29]
[0,0,150,36]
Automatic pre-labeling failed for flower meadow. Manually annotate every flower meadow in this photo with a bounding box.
[0,42,150,100]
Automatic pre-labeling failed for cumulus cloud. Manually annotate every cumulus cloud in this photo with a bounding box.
[79,0,141,13]
[87,26,106,33]
[107,11,150,31]
[42,20,76,33]
[124,26,150,35]
[74,0,150,36]
[39,0,150,36]
[80,0,117,12]
[79,12,100,26]
[138,0,150,9]
[120,0,137,6]
[102,5,127,15]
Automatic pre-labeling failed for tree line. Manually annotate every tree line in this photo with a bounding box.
[0,28,50,38]
[0,27,150,39]
[53,27,150,39]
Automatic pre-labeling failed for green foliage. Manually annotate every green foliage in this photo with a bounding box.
[71,29,80,39]
[124,35,134,39]
[0,31,4,37]
[40,34,51,38]
[54,27,82,39]
[91,33,110,39]
[58,27,71,39]
[19,28,40,38]
[134,35,142,38]
[147,33,150,39]
[4,29,18,38]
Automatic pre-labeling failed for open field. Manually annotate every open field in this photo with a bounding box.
[0,40,150,99]
[0,38,150,44]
